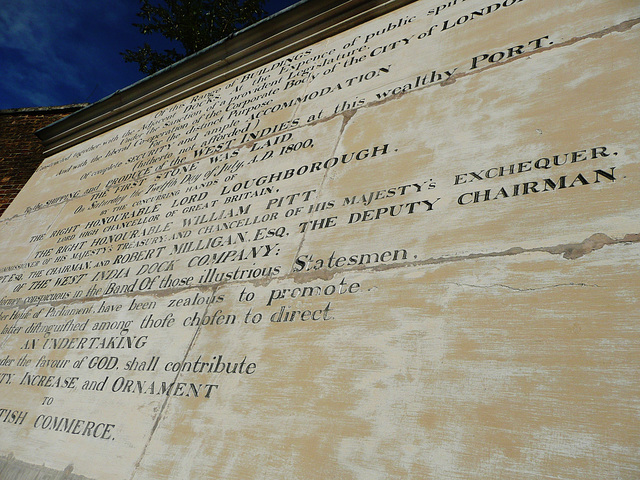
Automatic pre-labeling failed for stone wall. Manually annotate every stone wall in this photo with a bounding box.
[0,1,638,479]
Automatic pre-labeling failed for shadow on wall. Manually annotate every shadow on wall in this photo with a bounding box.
[0,452,94,479]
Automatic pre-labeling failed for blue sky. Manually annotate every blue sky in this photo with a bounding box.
[0,0,298,110]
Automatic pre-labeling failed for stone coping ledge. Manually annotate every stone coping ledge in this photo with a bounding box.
[36,0,415,156]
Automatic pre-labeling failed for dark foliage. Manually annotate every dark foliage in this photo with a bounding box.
[122,0,267,74]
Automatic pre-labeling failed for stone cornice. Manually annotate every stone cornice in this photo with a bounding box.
[37,0,415,156]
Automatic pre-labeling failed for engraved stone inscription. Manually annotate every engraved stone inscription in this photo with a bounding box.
[0,0,638,479]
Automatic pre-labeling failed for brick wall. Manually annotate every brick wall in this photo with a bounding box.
[0,105,87,218]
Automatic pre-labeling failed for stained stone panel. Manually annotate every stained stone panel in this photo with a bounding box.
[0,1,638,479]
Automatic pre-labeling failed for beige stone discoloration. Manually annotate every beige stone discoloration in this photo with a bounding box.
[126,246,640,479]
[0,0,638,478]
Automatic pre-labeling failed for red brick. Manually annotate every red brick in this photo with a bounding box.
[0,105,87,217]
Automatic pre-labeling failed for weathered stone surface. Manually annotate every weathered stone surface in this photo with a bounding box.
[0,1,638,478]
